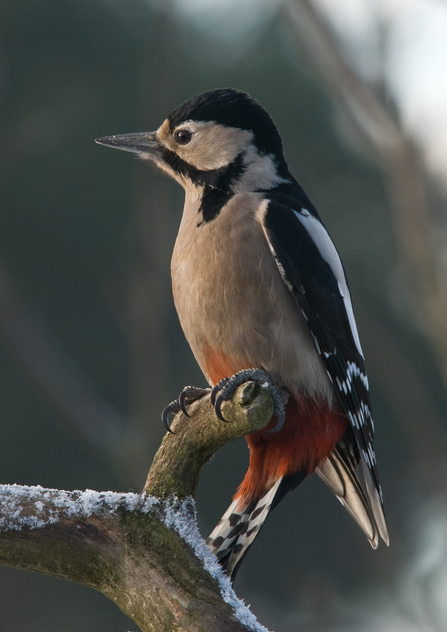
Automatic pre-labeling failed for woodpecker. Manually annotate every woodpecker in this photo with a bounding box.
[96,88,389,580]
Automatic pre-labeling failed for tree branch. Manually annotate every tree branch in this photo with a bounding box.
[0,383,273,632]
[144,381,273,500]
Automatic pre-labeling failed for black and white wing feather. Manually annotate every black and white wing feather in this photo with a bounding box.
[261,199,389,546]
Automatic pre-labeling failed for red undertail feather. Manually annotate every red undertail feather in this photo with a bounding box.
[206,393,348,579]
[236,396,348,506]
[202,344,348,506]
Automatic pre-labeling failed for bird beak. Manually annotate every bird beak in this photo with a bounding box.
[95,131,161,157]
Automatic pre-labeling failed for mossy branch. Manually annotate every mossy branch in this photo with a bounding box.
[0,382,273,632]
[144,381,273,499]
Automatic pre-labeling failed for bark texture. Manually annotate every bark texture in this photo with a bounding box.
[0,383,273,632]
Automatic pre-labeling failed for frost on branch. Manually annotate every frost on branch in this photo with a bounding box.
[0,382,274,632]
[0,484,156,532]
[164,496,270,632]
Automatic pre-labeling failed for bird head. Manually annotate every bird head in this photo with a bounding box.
[96,88,290,195]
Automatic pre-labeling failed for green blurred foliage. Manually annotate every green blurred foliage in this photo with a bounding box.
[0,0,445,630]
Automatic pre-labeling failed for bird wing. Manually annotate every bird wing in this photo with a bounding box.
[260,199,389,545]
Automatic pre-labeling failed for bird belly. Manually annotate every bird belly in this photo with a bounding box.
[171,193,333,404]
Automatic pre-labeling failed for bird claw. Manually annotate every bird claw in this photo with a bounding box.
[161,386,211,433]
[211,368,286,433]
[161,400,181,434]
[211,378,230,406]
[266,407,285,434]
[179,390,191,417]
[214,393,229,422]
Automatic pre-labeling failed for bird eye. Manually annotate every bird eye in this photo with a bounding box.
[174,129,192,145]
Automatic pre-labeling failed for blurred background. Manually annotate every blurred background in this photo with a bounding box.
[1,0,447,629]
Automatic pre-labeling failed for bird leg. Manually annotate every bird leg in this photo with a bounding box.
[162,386,211,433]
[211,368,286,434]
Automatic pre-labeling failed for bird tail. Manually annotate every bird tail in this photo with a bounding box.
[316,440,389,548]
[206,470,306,580]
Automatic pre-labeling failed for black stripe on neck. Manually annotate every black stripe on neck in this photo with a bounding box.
[198,187,234,225]
[198,152,248,224]
[162,148,247,224]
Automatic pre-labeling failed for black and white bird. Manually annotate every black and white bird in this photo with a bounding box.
[96,88,389,580]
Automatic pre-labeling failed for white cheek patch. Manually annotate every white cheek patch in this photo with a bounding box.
[295,208,364,358]
[168,121,253,171]
[233,146,289,192]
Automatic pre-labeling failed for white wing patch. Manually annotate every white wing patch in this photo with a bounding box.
[295,208,364,358]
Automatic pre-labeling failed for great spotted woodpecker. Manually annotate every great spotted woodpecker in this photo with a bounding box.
[96,88,389,580]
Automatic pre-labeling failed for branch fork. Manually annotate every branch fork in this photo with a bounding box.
[0,382,273,632]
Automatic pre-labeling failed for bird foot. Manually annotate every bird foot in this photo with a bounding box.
[161,386,211,433]
[211,368,286,434]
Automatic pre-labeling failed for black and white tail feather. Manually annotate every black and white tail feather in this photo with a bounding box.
[206,480,282,579]
[207,437,384,580]
[316,436,380,548]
